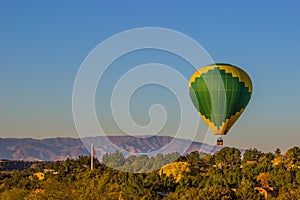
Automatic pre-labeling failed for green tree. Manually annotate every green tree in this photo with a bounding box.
[186,151,200,166]
[295,169,300,185]
[256,172,272,187]
[275,148,281,157]
[215,147,241,168]
[284,147,300,169]
[277,185,300,200]
[0,188,29,200]
[255,152,274,174]
[271,165,292,187]
[242,148,262,164]
[223,166,241,188]
[235,179,263,200]
[131,154,149,172]
[205,185,234,200]
[102,151,125,168]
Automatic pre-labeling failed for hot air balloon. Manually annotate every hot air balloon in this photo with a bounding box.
[189,63,252,145]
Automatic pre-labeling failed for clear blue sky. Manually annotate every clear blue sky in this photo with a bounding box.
[1,1,300,152]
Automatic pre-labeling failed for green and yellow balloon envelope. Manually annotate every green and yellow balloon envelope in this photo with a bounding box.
[189,63,252,136]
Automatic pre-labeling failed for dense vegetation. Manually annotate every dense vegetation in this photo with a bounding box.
[1,146,300,199]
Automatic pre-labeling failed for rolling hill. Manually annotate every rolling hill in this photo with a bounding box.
[0,136,224,161]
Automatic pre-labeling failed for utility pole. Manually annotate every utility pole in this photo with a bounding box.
[91,143,94,170]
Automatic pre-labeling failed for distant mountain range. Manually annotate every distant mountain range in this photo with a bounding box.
[0,136,225,161]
